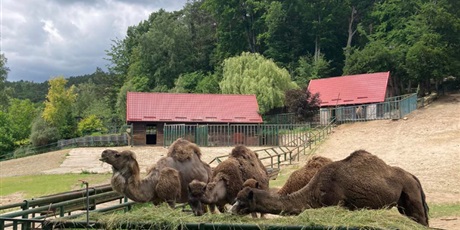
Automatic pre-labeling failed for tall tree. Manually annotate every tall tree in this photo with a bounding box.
[183,0,218,70]
[0,54,12,111]
[0,111,15,156]
[7,99,37,143]
[343,0,379,57]
[203,0,267,62]
[220,52,298,114]
[43,77,77,139]
[294,53,332,87]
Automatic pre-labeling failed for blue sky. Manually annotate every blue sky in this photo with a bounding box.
[1,0,187,82]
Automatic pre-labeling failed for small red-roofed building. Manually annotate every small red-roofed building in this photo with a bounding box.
[126,92,263,146]
[307,72,399,124]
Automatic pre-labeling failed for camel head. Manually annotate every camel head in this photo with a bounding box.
[188,180,207,216]
[100,149,139,173]
[230,187,257,215]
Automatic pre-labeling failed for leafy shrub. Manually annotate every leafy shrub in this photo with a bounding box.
[77,115,107,136]
[29,115,60,147]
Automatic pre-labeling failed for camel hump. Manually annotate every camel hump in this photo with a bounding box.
[168,138,202,162]
[307,156,333,169]
[230,145,253,159]
[343,149,386,165]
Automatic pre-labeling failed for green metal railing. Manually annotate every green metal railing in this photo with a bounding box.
[208,119,335,179]
[0,184,132,230]
[164,123,316,147]
[320,93,417,124]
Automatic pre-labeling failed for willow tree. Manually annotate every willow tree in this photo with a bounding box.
[220,52,298,114]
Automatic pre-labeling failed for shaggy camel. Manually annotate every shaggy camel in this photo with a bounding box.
[101,138,212,209]
[277,156,332,195]
[100,149,181,207]
[231,150,429,226]
[163,138,213,204]
[188,145,269,215]
[242,178,266,218]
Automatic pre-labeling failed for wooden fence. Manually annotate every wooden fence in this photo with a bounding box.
[163,123,325,147]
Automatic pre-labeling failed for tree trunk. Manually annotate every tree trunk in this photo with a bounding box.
[345,6,357,57]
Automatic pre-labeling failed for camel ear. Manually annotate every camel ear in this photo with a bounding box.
[202,184,207,192]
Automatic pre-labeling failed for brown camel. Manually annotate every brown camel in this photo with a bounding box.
[188,145,269,215]
[231,150,429,226]
[101,138,212,209]
[100,149,181,207]
[163,138,213,204]
[277,156,333,195]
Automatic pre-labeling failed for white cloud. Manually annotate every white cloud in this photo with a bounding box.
[1,0,187,82]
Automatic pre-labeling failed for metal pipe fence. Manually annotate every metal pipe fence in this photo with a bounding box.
[0,185,131,230]
[320,93,417,124]
[164,123,320,147]
[57,133,128,148]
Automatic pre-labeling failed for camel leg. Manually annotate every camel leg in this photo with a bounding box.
[208,204,217,214]
[251,212,258,218]
[217,205,227,213]
[166,200,176,208]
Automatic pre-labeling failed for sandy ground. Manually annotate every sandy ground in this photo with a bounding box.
[0,93,459,229]
[312,93,460,230]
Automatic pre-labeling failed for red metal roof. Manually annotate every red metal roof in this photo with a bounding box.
[126,92,263,123]
[307,71,390,107]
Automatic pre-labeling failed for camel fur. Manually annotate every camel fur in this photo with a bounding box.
[231,150,429,226]
[277,156,332,195]
[100,149,181,207]
[242,178,266,218]
[164,138,213,204]
[188,145,269,214]
[101,138,212,209]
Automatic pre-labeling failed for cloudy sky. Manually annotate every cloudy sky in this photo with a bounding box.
[2,0,187,83]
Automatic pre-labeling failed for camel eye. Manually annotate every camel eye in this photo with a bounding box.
[115,153,121,158]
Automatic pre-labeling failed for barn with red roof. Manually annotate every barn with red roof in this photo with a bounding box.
[126,92,263,145]
[307,72,398,124]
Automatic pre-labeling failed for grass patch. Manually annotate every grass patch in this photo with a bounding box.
[0,173,111,198]
[429,203,460,218]
[269,165,300,188]
[71,204,429,230]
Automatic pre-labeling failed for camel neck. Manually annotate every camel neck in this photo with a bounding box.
[253,189,313,215]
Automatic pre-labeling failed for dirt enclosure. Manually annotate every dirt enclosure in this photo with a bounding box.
[0,93,459,229]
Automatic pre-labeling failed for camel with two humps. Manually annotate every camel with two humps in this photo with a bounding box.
[231,150,429,226]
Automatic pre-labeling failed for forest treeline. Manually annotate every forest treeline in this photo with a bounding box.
[1,0,459,157]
